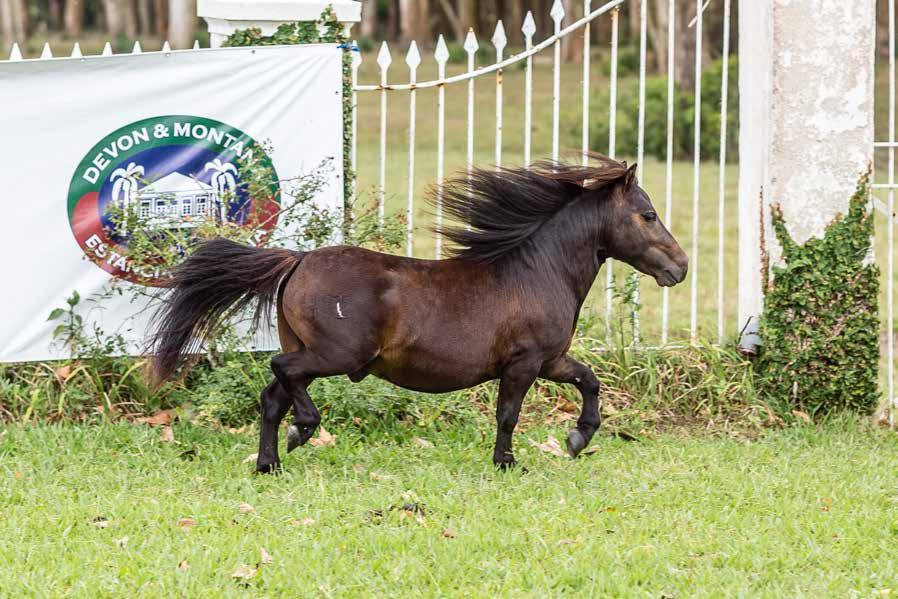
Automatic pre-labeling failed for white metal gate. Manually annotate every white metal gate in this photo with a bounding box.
[350,0,733,348]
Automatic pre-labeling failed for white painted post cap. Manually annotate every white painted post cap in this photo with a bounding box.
[199,0,362,48]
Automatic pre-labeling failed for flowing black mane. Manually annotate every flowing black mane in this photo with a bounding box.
[436,153,632,264]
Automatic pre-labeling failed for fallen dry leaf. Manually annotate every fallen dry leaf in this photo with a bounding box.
[441,528,457,539]
[792,410,811,423]
[352,464,365,474]
[231,563,257,580]
[238,502,255,514]
[159,426,174,443]
[54,364,72,385]
[301,517,316,526]
[178,560,190,571]
[309,427,335,447]
[412,437,434,449]
[243,453,259,464]
[369,471,394,481]
[115,536,128,549]
[177,518,197,529]
[528,435,566,458]
[136,409,175,426]
[259,547,273,565]
[580,445,601,456]
[555,397,579,414]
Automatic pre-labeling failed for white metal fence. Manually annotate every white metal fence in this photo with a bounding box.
[874,1,898,427]
[350,0,733,348]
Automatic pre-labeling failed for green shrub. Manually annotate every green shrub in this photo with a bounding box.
[587,56,738,162]
[598,44,641,79]
[757,172,880,415]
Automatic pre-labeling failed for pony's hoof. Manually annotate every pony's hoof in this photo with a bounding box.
[255,460,282,475]
[286,424,303,453]
[566,429,587,458]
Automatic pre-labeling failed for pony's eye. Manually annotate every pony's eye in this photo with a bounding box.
[642,211,657,222]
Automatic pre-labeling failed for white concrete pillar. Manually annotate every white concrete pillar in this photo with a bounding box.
[198,0,362,48]
[737,0,875,353]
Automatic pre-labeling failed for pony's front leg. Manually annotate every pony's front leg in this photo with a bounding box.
[539,355,601,458]
[256,380,291,474]
[493,360,541,469]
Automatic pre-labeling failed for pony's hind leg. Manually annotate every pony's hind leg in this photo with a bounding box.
[285,383,321,453]
[539,355,601,458]
[271,348,372,455]
[256,379,291,474]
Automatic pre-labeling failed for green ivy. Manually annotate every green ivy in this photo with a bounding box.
[757,170,880,415]
[223,7,354,233]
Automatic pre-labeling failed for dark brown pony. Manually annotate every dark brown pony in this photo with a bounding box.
[150,154,688,472]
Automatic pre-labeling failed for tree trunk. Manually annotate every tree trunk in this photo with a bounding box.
[1,0,27,43]
[385,0,398,42]
[458,0,475,37]
[416,0,430,42]
[167,0,195,48]
[398,0,416,44]
[63,0,83,36]
[103,0,124,35]
[562,0,583,63]
[627,0,640,44]
[359,0,377,38]
[0,0,14,44]
[136,0,152,34]
[48,0,63,30]
[674,0,695,91]
[154,0,166,38]
[123,0,139,38]
[646,0,668,75]
[502,0,521,31]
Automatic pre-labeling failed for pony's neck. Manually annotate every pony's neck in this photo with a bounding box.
[519,191,609,302]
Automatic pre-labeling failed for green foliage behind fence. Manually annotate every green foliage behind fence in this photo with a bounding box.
[586,56,739,162]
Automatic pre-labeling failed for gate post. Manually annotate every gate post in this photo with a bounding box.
[737,0,876,354]
[198,0,362,48]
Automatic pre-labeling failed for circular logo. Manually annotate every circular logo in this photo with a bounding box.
[68,115,280,285]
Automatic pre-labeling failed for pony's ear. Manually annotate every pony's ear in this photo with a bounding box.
[624,162,638,188]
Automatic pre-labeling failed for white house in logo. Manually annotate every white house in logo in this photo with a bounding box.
[110,159,238,232]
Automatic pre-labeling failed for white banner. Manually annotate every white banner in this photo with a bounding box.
[0,45,343,362]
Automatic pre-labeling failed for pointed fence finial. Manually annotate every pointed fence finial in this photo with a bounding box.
[132,40,142,54]
[492,20,507,54]
[463,28,479,55]
[405,40,421,71]
[161,40,171,52]
[9,42,22,60]
[70,42,82,58]
[376,41,392,70]
[522,11,536,40]
[434,34,449,67]
[40,43,53,59]
[102,42,113,56]
[550,0,566,25]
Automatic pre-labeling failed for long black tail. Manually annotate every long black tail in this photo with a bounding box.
[149,238,303,383]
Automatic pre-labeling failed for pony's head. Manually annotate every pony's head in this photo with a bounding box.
[533,154,688,286]
[601,162,688,287]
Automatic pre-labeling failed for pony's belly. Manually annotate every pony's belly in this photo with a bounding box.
[366,357,493,393]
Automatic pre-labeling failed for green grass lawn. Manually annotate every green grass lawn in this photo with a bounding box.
[2,419,897,596]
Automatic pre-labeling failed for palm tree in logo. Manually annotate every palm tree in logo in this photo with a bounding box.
[110,162,145,236]
[203,159,238,222]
